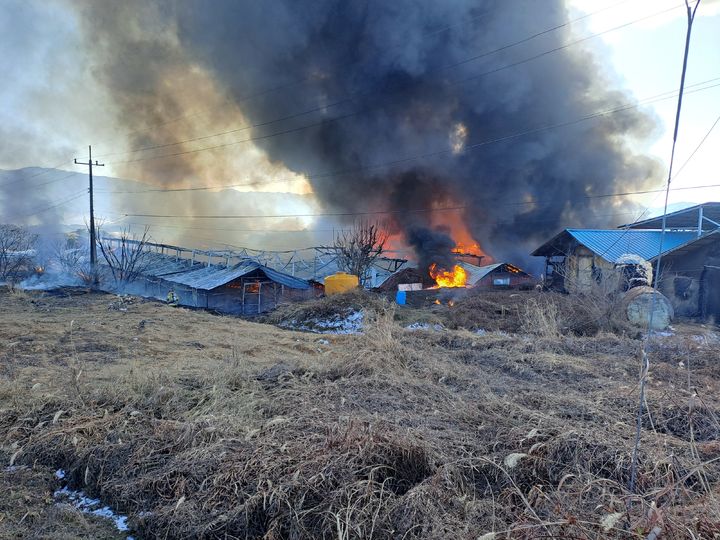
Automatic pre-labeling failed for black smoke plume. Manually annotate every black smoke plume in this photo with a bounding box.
[70,0,662,269]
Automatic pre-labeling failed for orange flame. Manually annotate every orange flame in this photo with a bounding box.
[451,242,482,256]
[429,263,467,288]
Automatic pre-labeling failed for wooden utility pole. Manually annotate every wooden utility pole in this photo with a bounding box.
[74,145,104,283]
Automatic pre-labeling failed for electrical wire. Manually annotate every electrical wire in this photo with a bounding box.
[9,190,87,220]
[669,112,720,182]
[0,161,76,188]
[115,182,720,221]
[105,78,720,180]
[91,75,720,196]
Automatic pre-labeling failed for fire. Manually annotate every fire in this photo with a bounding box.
[429,263,467,288]
[451,242,482,256]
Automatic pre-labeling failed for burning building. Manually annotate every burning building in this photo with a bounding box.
[459,262,535,289]
[58,0,662,273]
[380,259,534,294]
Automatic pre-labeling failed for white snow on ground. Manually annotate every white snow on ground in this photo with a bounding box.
[54,481,133,538]
[281,310,364,334]
[405,322,445,331]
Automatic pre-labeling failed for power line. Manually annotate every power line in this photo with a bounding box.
[98,79,720,202]
[106,75,720,172]
[95,177,307,194]
[9,190,87,220]
[0,161,76,188]
[116,182,720,221]
[630,0,702,495]
[573,106,720,262]
[670,112,720,181]
[100,2,685,164]
[95,76,720,196]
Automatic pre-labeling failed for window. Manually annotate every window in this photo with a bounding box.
[493,277,510,286]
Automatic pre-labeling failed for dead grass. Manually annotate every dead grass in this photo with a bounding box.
[1,288,720,538]
[263,288,386,326]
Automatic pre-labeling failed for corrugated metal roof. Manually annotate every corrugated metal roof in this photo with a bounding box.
[568,229,700,262]
[534,229,700,262]
[621,202,720,230]
[162,259,310,290]
[260,265,312,289]
[459,262,530,285]
[459,262,503,285]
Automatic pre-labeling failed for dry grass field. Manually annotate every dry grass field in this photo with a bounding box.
[2,286,720,538]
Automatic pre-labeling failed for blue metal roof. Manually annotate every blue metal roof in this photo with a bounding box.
[565,229,699,262]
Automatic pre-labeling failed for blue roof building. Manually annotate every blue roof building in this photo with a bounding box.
[531,203,720,320]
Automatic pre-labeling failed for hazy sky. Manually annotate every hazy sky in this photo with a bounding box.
[569,0,720,210]
[0,0,718,249]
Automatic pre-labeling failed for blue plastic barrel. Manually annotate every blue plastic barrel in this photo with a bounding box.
[395,290,407,305]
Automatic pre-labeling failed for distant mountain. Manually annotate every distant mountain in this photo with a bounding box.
[0,167,325,251]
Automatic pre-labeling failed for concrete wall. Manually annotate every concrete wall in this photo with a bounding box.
[564,246,616,294]
[659,240,720,319]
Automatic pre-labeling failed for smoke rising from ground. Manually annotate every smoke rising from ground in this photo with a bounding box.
[69,0,662,267]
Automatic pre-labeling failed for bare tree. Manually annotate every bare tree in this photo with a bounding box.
[333,221,388,286]
[97,226,152,286]
[53,235,95,285]
[0,224,37,281]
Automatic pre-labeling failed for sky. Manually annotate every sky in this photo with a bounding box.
[569,0,720,210]
[0,0,718,252]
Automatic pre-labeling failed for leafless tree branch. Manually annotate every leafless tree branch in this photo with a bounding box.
[0,224,37,281]
[333,220,388,286]
[97,226,152,286]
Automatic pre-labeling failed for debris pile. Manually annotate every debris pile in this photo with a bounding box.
[108,295,137,312]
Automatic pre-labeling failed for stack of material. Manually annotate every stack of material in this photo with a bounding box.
[622,286,674,330]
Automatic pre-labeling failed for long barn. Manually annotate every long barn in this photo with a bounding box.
[100,240,319,315]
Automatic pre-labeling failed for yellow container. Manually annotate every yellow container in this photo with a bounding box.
[324,272,359,295]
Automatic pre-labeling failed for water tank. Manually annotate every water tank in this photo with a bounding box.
[324,272,359,295]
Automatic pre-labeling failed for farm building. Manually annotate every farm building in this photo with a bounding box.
[532,203,720,320]
[459,261,535,289]
[377,261,534,290]
[100,240,318,315]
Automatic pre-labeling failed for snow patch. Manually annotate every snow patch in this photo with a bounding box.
[281,310,364,334]
[405,322,445,331]
[54,485,132,536]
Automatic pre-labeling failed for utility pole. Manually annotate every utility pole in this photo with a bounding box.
[74,145,104,284]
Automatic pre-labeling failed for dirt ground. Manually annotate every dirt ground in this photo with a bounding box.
[1,286,720,538]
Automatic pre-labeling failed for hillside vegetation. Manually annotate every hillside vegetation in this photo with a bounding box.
[1,287,720,538]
